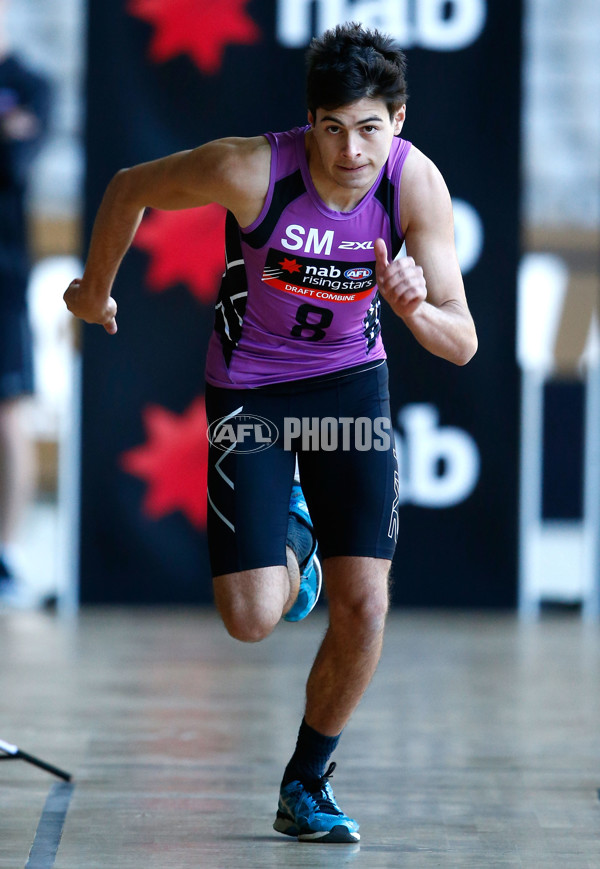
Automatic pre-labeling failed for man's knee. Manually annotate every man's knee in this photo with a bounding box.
[218,600,279,643]
[333,592,388,637]
[213,565,288,643]
[326,558,390,637]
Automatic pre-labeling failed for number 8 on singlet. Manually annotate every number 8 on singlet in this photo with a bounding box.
[291,303,334,342]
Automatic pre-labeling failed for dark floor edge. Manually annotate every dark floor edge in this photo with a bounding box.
[25,781,75,869]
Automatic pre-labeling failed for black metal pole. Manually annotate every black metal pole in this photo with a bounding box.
[0,738,72,781]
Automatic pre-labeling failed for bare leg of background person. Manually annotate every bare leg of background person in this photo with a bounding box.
[0,397,36,576]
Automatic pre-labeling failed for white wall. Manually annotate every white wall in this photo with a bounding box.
[522,0,600,228]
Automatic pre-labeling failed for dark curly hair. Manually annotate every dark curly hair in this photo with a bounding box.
[306,22,408,119]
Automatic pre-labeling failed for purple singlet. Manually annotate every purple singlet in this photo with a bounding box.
[205,126,412,388]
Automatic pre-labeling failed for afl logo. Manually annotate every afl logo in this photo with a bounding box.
[344,267,372,280]
[207,413,279,453]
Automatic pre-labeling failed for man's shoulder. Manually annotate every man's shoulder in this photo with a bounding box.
[200,136,272,225]
[399,145,453,232]
[200,135,270,183]
[216,134,271,166]
[401,144,433,173]
[400,146,448,195]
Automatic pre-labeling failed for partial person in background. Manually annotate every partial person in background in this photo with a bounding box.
[0,0,51,604]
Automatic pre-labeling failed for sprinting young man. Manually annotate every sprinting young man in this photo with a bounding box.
[64,22,477,843]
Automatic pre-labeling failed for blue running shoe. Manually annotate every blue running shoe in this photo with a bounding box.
[284,483,322,623]
[273,762,360,843]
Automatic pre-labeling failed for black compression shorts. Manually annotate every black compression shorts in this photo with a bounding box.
[205,362,399,576]
[0,305,34,401]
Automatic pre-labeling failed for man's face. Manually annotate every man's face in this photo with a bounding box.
[308,97,405,194]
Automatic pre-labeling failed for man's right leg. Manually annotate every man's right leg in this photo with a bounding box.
[206,383,318,641]
[213,549,300,643]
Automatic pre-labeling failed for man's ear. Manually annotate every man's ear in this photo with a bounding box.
[393,104,406,135]
[307,110,315,128]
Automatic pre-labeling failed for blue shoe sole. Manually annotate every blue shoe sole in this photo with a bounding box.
[283,555,322,622]
[274,815,360,843]
[299,825,360,843]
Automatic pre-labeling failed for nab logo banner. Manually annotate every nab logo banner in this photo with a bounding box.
[277,0,487,50]
[394,404,480,507]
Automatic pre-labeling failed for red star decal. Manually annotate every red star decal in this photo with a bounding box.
[120,397,208,530]
[127,0,261,74]
[279,257,302,274]
[133,205,225,303]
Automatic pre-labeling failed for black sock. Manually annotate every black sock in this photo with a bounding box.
[286,514,314,572]
[282,718,341,788]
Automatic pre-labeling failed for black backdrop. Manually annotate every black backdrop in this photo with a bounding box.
[81,0,521,606]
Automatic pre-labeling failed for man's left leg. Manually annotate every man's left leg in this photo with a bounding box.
[273,363,397,842]
[305,555,390,734]
[274,555,390,843]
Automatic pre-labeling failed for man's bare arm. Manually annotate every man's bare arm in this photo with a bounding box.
[375,148,477,366]
[63,136,271,333]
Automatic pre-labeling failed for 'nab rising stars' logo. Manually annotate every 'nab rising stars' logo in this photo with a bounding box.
[262,248,377,303]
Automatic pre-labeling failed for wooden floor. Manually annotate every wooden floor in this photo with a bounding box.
[1,607,599,868]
